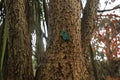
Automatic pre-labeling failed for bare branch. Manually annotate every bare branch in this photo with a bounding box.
[98,4,120,12]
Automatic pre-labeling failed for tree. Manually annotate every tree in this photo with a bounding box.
[2,0,120,80]
[81,0,98,79]
[92,14,120,79]
[35,0,90,80]
[4,0,34,80]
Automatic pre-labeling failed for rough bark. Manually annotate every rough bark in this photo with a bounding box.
[4,0,34,80]
[81,0,98,79]
[35,0,90,80]
[27,0,35,33]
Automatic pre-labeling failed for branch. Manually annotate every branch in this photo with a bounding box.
[98,4,120,12]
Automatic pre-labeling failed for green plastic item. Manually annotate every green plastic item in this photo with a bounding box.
[61,30,69,41]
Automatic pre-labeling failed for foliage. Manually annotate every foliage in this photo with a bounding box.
[91,14,120,80]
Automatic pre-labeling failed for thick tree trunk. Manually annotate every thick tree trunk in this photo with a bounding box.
[81,0,98,79]
[35,0,90,80]
[4,0,34,80]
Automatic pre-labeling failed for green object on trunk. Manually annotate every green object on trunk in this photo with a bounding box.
[61,30,69,41]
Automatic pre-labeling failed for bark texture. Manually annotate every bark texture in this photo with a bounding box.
[81,0,98,79]
[35,0,90,80]
[4,0,34,80]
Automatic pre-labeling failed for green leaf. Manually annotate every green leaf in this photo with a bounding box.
[61,30,69,41]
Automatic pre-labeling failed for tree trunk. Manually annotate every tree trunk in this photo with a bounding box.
[4,0,34,80]
[35,0,90,80]
[81,0,98,79]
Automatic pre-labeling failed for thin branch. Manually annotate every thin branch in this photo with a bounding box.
[98,4,120,12]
